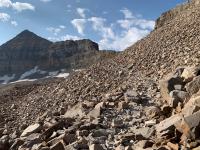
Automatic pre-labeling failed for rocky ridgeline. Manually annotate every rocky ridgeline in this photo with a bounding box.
[155,0,200,29]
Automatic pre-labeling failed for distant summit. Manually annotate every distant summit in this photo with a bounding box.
[0,30,117,83]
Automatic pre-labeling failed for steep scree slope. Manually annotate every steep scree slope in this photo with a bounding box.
[1,0,200,149]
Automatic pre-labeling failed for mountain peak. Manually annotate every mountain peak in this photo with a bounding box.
[16,30,43,39]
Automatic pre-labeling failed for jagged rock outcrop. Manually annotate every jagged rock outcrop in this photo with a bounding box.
[155,0,200,29]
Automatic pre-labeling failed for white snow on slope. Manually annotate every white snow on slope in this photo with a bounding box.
[10,79,37,84]
[20,66,47,79]
[0,74,15,84]
[55,73,69,78]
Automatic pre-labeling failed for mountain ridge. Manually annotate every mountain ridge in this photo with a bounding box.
[0,30,117,83]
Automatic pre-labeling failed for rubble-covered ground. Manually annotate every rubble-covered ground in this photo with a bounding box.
[2,0,200,150]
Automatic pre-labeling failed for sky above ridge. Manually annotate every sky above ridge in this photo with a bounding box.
[0,0,186,50]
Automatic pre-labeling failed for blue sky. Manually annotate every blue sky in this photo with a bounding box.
[0,0,186,50]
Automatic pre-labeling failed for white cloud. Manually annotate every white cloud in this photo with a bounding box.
[88,17,115,40]
[77,8,87,18]
[0,0,11,7]
[71,19,86,35]
[117,19,155,30]
[46,25,66,36]
[67,4,71,8]
[46,27,61,36]
[0,12,10,22]
[11,20,17,26]
[70,13,153,50]
[99,27,149,50]
[0,0,34,12]
[40,0,52,2]
[92,8,155,50]
[120,8,134,19]
[12,2,35,12]
[0,12,18,27]
[61,35,81,41]
[59,25,66,29]
[48,34,81,41]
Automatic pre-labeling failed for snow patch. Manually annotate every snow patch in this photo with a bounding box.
[10,79,37,84]
[49,71,59,76]
[19,66,47,79]
[55,73,69,78]
[20,66,39,79]
[0,74,15,84]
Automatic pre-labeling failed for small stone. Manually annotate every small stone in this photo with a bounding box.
[111,119,123,128]
[133,140,154,149]
[181,67,200,82]
[63,133,77,145]
[156,113,182,138]
[0,135,9,150]
[76,130,89,137]
[167,142,179,150]
[161,105,172,115]
[91,129,108,137]
[89,144,105,150]
[115,145,125,150]
[21,123,42,137]
[10,139,24,150]
[124,90,140,103]
[145,120,156,127]
[157,146,171,150]
[170,90,189,102]
[50,141,65,150]
[182,95,200,117]
[186,76,200,96]
[145,106,160,118]
[159,75,183,104]
[87,108,101,119]
[193,146,200,150]
[118,101,129,110]
[174,84,182,90]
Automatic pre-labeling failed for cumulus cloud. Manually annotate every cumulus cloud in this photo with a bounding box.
[0,12,10,22]
[0,12,18,27]
[99,27,149,50]
[59,25,66,29]
[67,4,71,8]
[96,8,155,50]
[88,17,115,39]
[71,19,86,35]
[0,0,35,12]
[40,0,52,2]
[117,19,155,30]
[46,25,66,36]
[48,34,81,41]
[11,20,17,26]
[120,8,134,19]
[77,8,87,18]
[46,27,61,35]
[0,0,11,7]
[12,2,35,12]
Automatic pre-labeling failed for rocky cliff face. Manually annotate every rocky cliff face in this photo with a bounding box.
[0,30,52,75]
[0,30,116,82]
[155,0,200,29]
